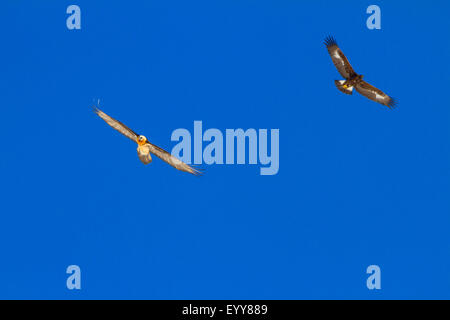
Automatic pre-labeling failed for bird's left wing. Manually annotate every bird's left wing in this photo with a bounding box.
[94,107,139,142]
[147,142,202,176]
[354,81,396,109]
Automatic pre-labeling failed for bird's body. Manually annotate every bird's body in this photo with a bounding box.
[93,107,202,175]
[324,36,396,109]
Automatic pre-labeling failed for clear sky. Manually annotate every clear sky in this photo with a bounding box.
[1,0,450,299]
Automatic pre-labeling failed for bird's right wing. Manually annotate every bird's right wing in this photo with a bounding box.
[324,36,356,79]
[354,80,396,109]
[93,107,139,143]
[147,142,203,176]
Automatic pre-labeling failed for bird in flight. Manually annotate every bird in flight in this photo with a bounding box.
[93,107,202,176]
[324,36,396,109]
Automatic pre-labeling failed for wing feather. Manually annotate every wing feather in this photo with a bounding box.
[93,107,139,142]
[354,81,396,109]
[324,36,356,79]
[146,142,202,176]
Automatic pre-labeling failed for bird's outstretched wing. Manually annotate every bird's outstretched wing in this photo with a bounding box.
[354,81,396,109]
[147,142,203,176]
[93,107,139,142]
[324,36,356,79]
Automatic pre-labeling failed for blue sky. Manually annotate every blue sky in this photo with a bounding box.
[1,0,450,299]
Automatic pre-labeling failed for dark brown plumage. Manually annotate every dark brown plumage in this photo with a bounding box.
[94,107,202,176]
[324,36,396,109]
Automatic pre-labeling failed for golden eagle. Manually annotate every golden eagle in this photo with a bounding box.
[324,36,396,109]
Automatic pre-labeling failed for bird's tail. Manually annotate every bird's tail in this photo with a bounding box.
[335,80,353,95]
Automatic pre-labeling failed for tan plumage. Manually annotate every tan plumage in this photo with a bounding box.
[324,36,396,109]
[94,107,202,176]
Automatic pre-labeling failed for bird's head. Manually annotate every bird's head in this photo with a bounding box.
[137,135,147,146]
